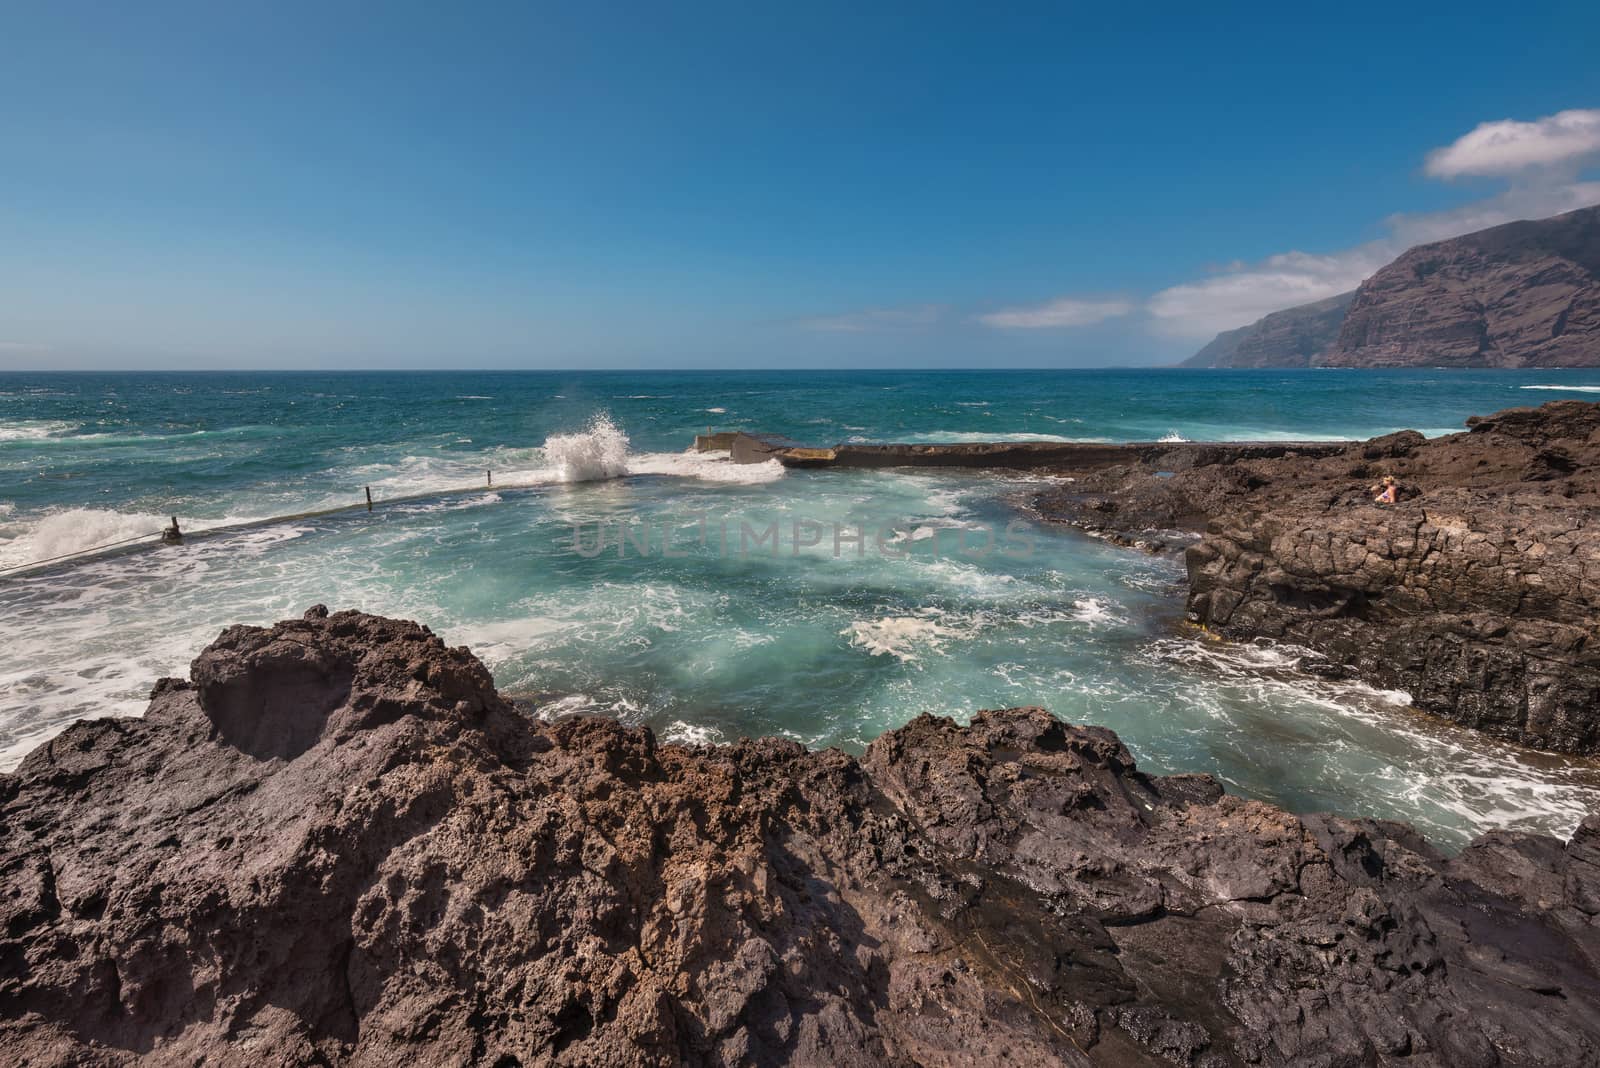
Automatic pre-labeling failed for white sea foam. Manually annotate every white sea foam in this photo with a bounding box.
[1138,636,1600,843]
[542,414,631,482]
[629,451,785,484]
[1158,430,1190,443]
[0,508,172,569]
[0,420,78,442]
[1069,597,1121,625]
[705,406,727,414]
[538,693,603,718]
[662,720,724,745]
[843,610,963,661]
[1521,384,1600,393]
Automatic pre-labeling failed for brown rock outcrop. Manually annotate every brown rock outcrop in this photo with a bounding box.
[4,608,1600,1065]
[1033,400,1600,752]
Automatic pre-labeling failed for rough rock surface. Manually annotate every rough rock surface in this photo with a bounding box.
[1032,400,1600,753]
[1324,204,1600,368]
[1181,291,1354,368]
[5,608,1600,1065]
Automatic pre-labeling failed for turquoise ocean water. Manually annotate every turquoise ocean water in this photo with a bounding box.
[4,368,1600,847]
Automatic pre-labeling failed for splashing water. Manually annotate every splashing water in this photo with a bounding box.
[6,369,1600,851]
[542,414,631,482]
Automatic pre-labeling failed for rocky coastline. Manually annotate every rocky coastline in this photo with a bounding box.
[5,607,1600,1066]
[1031,399,1600,754]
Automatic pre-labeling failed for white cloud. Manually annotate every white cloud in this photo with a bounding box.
[977,297,1133,329]
[797,110,1600,344]
[1425,109,1600,178]
[795,304,944,332]
[1146,113,1600,339]
[1145,249,1386,337]
[1385,179,1600,245]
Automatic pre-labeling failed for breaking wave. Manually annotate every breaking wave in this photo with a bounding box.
[0,420,78,442]
[542,414,631,482]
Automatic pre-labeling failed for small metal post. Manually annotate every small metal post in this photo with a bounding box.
[365,486,373,512]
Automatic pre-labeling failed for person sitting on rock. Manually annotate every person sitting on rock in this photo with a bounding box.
[1371,474,1398,505]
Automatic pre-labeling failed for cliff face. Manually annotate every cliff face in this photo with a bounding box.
[1324,204,1600,367]
[1181,291,1354,368]
[6,608,1600,1066]
[1032,400,1600,754]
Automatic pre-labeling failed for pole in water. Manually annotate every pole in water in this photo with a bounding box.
[365,486,373,512]
[487,469,492,487]
[160,516,183,546]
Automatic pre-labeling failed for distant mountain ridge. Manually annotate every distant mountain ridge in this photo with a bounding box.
[1181,291,1354,367]
[1185,204,1600,368]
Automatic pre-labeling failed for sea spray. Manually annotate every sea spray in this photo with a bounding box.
[542,414,631,482]
[0,507,171,570]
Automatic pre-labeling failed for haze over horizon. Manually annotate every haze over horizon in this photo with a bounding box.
[3,2,1599,371]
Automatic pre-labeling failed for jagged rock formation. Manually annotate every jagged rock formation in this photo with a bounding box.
[1181,291,1354,368]
[1032,399,1600,753]
[1326,205,1600,367]
[5,608,1600,1065]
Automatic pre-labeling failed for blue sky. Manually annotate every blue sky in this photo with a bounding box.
[2,2,1599,369]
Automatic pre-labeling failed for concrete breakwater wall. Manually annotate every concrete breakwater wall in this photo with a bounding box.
[705,430,1350,472]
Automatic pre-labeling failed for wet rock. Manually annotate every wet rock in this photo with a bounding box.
[1036,400,1600,753]
[3,610,1599,1064]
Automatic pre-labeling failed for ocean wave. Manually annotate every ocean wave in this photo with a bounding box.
[629,452,785,484]
[1520,384,1600,393]
[0,506,298,571]
[543,414,631,482]
[0,507,172,569]
[1158,430,1189,443]
[0,420,79,442]
[14,424,282,447]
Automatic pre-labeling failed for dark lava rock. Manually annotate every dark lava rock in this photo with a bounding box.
[1034,400,1600,754]
[4,609,1600,1065]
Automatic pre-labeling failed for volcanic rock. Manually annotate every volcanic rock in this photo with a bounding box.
[1033,400,1600,753]
[4,609,1600,1064]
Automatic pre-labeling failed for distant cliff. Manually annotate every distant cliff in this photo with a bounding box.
[1324,204,1600,367]
[1184,204,1600,368]
[1181,291,1353,367]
